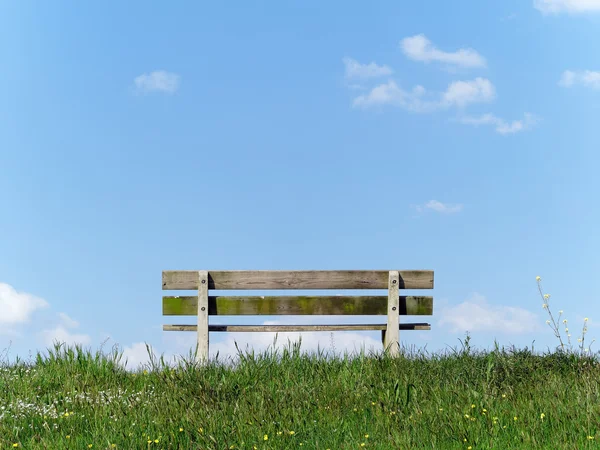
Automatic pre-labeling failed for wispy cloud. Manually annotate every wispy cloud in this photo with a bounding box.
[438,293,542,334]
[400,34,486,69]
[58,312,80,328]
[559,70,600,89]
[39,326,91,348]
[443,78,496,107]
[414,200,464,214]
[0,282,49,331]
[353,78,495,111]
[534,0,600,14]
[38,312,91,348]
[134,70,180,94]
[456,112,539,134]
[343,57,393,79]
[119,342,156,371]
[502,13,518,21]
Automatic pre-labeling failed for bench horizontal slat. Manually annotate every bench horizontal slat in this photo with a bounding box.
[163,295,433,316]
[162,270,434,290]
[163,323,432,332]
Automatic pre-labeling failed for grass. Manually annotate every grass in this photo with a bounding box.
[1,276,599,449]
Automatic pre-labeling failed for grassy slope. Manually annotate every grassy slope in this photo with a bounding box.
[1,337,600,450]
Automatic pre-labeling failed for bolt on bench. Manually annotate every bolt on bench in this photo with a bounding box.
[162,270,434,364]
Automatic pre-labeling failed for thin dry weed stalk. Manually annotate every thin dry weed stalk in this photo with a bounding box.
[536,275,595,354]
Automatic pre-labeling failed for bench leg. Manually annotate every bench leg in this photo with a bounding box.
[384,270,400,357]
[196,270,209,365]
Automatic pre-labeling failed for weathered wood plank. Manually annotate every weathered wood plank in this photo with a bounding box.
[197,271,209,365]
[163,323,432,332]
[162,270,434,290]
[163,295,434,316]
[385,271,400,357]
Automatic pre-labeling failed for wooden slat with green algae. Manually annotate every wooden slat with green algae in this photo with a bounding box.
[163,295,433,316]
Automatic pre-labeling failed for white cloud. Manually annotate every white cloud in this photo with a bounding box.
[0,282,49,331]
[414,200,464,214]
[438,293,541,334]
[38,311,91,348]
[119,342,157,371]
[39,326,91,348]
[57,312,79,329]
[134,70,180,94]
[559,70,577,87]
[558,70,600,89]
[400,34,486,68]
[353,78,495,112]
[457,112,539,134]
[352,80,423,110]
[346,83,367,91]
[534,0,600,13]
[343,57,393,79]
[442,78,496,108]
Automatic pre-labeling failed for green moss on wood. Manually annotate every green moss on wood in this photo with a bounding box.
[163,296,433,316]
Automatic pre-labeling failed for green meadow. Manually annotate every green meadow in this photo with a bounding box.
[1,278,598,450]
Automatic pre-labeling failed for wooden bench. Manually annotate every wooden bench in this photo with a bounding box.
[162,270,434,364]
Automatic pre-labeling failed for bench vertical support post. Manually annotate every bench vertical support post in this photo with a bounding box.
[384,270,400,358]
[196,270,209,365]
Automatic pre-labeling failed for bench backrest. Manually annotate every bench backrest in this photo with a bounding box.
[162,270,434,363]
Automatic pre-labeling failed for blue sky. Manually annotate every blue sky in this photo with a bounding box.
[1,1,600,370]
